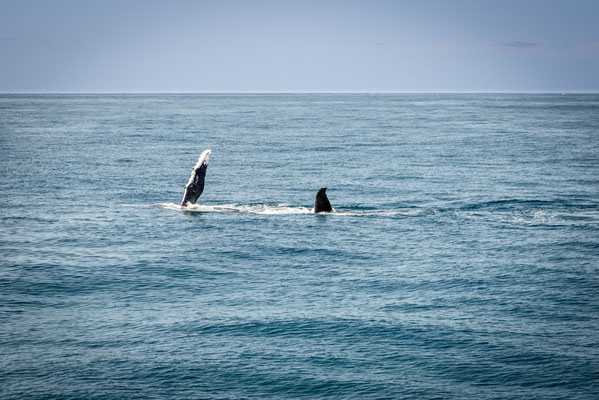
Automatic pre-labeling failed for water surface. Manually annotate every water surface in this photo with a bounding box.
[1,94,598,399]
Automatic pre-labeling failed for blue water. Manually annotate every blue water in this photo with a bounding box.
[1,94,598,399]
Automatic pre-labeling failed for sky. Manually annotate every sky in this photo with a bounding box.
[1,0,598,93]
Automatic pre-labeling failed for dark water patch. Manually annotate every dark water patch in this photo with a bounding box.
[458,198,576,211]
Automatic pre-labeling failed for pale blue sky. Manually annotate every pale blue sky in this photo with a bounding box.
[1,0,598,92]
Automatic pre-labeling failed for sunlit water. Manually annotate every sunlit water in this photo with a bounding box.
[1,94,598,399]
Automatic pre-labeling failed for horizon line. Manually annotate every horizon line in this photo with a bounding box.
[1,90,598,95]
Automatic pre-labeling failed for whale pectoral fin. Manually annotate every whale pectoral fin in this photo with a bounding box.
[181,150,212,206]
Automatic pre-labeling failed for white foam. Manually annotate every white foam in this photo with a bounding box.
[454,210,559,225]
[150,203,424,216]
[157,202,313,215]
[331,208,423,216]
[124,203,596,223]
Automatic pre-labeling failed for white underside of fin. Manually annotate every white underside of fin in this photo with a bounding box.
[181,149,212,205]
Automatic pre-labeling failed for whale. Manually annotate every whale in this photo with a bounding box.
[314,187,333,213]
[181,149,212,207]
[180,151,332,212]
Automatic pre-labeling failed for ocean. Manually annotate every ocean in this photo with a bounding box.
[1,93,598,399]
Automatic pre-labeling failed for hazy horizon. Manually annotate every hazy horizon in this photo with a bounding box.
[3,91,599,94]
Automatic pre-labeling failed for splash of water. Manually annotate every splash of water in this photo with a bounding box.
[150,203,425,216]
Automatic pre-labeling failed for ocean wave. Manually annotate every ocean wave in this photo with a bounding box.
[458,198,571,211]
[122,201,599,224]
[157,202,312,215]
[125,203,424,216]
[454,209,561,225]
[450,198,599,225]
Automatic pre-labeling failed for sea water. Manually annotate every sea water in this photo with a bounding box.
[1,94,598,399]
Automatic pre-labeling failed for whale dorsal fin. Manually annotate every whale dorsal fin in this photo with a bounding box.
[314,187,332,213]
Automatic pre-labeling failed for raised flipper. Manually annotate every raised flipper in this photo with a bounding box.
[181,150,212,207]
